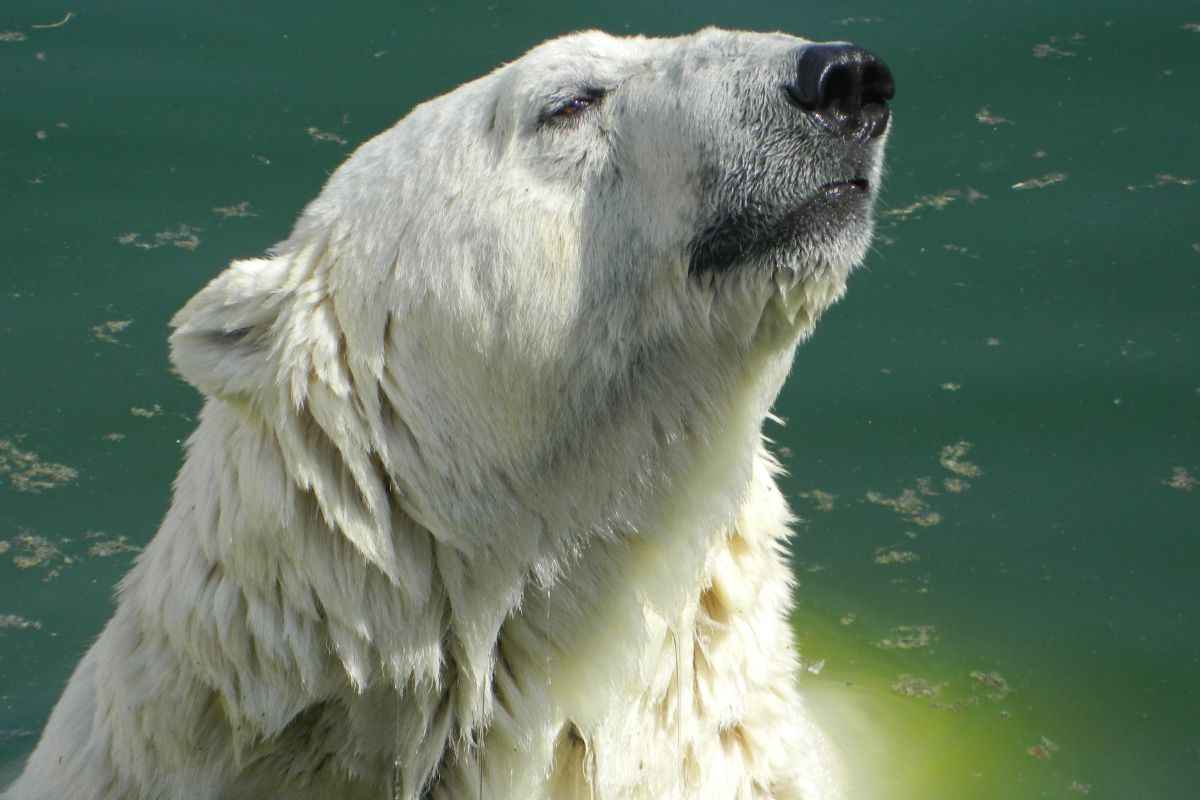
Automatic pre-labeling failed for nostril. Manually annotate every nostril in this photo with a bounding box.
[784,82,817,112]
[823,66,857,109]
[786,43,894,139]
[861,63,895,106]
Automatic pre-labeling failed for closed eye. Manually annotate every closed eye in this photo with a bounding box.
[540,88,607,128]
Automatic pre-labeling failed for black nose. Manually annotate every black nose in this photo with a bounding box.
[785,44,894,140]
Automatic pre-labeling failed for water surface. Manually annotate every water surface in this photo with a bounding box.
[2,1,1198,797]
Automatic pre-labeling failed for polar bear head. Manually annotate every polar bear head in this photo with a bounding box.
[169,28,893,583]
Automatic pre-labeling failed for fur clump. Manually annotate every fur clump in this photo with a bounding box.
[6,26,889,800]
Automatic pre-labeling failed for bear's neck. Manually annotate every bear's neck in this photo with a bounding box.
[122,333,796,793]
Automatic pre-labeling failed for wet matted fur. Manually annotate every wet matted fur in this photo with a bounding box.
[6,27,890,800]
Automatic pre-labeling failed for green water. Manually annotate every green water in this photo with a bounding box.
[2,1,1197,797]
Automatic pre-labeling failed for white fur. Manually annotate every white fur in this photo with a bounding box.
[5,27,888,800]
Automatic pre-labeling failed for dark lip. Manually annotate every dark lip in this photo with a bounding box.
[688,177,875,277]
[817,178,871,198]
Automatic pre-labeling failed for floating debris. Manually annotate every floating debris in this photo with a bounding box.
[1164,467,1197,492]
[0,614,42,631]
[866,488,942,527]
[839,612,857,626]
[85,533,139,558]
[11,535,59,568]
[805,659,826,675]
[103,432,126,442]
[1069,780,1092,794]
[878,624,937,650]
[1012,172,1068,190]
[1118,337,1156,360]
[975,106,1012,125]
[130,404,164,419]
[2,532,66,575]
[799,489,836,512]
[883,189,962,220]
[1126,173,1195,191]
[986,336,1002,346]
[306,126,347,145]
[1027,736,1060,760]
[933,701,966,713]
[833,16,883,25]
[969,670,1013,701]
[867,443,980,525]
[892,675,941,698]
[0,439,78,493]
[874,547,919,566]
[888,573,933,594]
[91,319,132,344]
[2,529,137,581]
[1032,34,1083,59]
[116,225,201,251]
[940,441,982,478]
[31,12,74,29]
[213,200,256,218]
[1032,43,1074,58]
[940,382,961,392]
[942,243,976,258]
[943,477,971,494]
[0,31,27,42]
[1183,23,1200,33]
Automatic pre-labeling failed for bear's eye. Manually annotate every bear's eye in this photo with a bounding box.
[558,97,594,116]
[542,89,606,127]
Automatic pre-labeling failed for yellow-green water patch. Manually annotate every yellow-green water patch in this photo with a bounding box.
[792,608,1105,800]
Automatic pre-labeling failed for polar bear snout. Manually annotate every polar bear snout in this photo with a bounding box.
[785,43,894,141]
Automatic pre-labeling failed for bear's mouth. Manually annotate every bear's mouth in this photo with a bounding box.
[687,176,875,278]
[816,177,871,198]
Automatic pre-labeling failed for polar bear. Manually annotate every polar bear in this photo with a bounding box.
[5,27,893,800]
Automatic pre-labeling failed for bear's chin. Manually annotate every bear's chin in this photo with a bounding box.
[735,214,874,350]
[745,261,847,347]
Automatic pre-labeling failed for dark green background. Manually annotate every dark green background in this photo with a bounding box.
[2,2,1198,797]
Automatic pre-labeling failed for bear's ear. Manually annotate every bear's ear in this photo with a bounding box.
[169,255,293,400]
